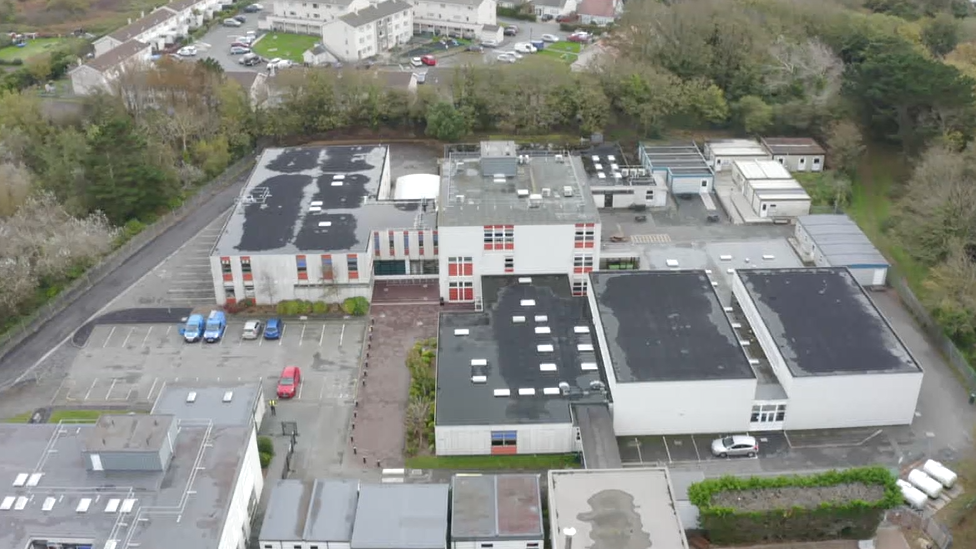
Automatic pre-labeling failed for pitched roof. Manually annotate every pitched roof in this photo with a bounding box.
[226,70,260,90]
[578,0,615,18]
[109,7,178,41]
[86,39,150,72]
[340,0,411,27]
[166,0,204,11]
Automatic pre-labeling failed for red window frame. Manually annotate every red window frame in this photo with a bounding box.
[321,254,333,280]
[220,256,233,282]
[348,254,359,280]
[296,255,308,280]
[241,256,252,281]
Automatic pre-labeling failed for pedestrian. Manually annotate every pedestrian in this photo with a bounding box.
[269,399,277,416]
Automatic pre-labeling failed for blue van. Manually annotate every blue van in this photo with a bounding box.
[180,314,206,343]
[264,318,282,340]
[203,310,227,343]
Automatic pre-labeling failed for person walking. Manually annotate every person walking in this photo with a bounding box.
[268,399,277,416]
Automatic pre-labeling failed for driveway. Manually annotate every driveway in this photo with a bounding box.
[192,15,265,72]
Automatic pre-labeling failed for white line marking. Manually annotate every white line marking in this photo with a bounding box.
[297,379,304,400]
[784,432,793,449]
[102,326,117,348]
[300,323,307,346]
[166,325,172,336]
[319,325,325,346]
[121,328,134,348]
[147,377,159,401]
[634,437,643,464]
[279,325,286,346]
[691,435,702,462]
[662,436,673,463]
[258,334,263,346]
[319,378,326,400]
[84,379,99,400]
[50,379,66,406]
[105,378,118,400]
[142,326,154,346]
[339,324,345,347]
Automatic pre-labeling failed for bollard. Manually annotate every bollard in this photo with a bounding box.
[362,379,366,386]
[351,435,354,442]
[363,370,367,378]
[354,411,357,418]
[970,392,975,405]
[355,400,358,408]
[376,460,381,468]
[363,457,367,464]
[353,446,357,454]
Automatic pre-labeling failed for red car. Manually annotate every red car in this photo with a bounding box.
[276,366,302,398]
[421,54,437,66]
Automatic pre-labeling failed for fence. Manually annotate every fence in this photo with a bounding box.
[0,155,256,372]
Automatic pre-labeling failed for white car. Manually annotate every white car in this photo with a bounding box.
[497,53,517,63]
[482,39,499,48]
[500,50,523,59]
[513,42,537,54]
[236,35,255,45]
[410,57,423,67]
[541,34,559,43]
[177,45,197,57]
[242,320,263,340]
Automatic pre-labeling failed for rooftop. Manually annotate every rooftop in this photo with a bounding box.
[260,480,312,542]
[0,419,251,549]
[451,474,543,541]
[761,137,826,156]
[589,270,755,383]
[436,275,608,426]
[797,215,888,267]
[580,144,658,188]
[733,159,792,181]
[83,414,175,453]
[87,39,149,72]
[735,268,920,376]
[351,484,449,549]
[213,146,434,256]
[438,143,600,227]
[150,381,261,426]
[340,0,412,27]
[705,139,770,157]
[578,0,615,17]
[639,142,712,174]
[304,479,360,542]
[109,7,177,42]
[548,468,689,549]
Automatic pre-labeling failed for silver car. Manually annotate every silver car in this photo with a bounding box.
[242,320,263,340]
[711,435,758,458]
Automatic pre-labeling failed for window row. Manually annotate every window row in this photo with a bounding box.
[573,254,594,274]
[297,255,357,280]
[572,279,588,297]
[751,404,786,423]
[448,280,473,301]
[447,256,473,277]
[574,223,595,249]
[374,231,438,255]
[484,225,514,250]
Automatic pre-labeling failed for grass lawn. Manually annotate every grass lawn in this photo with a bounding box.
[0,38,66,61]
[548,41,582,54]
[937,457,976,547]
[251,33,319,63]
[3,412,34,423]
[538,49,577,63]
[48,409,137,423]
[405,453,581,470]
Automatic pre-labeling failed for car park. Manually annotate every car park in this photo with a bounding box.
[230,46,250,55]
[223,18,242,27]
[541,34,559,43]
[264,318,282,339]
[514,42,537,54]
[203,310,227,343]
[235,35,255,45]
[242,320,263,339]
[276,365,302,398]
[410,57,423,67]
[421,54,437,66]
[177,45,197,57]
[711,435,759,458]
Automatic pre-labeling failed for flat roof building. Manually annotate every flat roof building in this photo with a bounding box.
[702,139,772,172]
[151,380,267,427]
[451,474,544,548]
[259,478,360,549]
[732,267,923,430]
[729,159,811,221]
[351,484,449,549]
[761,137,826,172]
[637,142,715,195]
[794,214,889,287]
[435,275,608,455]
[547,468,689,549]
[580,144,667,209]
[260,480,313,547]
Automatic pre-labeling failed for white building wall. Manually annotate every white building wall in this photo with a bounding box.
[591,185,665,208]
[772,154,825,173]
[454,541,541,549]
[750,195,811,218]
[732,274,794,396]
[414,0,496,35]
[71,67,109,95]
[610,379,757,436]
[670,175,712,195]
[709,154,773,172]
[435,423,575,455]
[93,36,123,57]
[211,251,373,305]
[271,0,369,29]
[784,372,922,430]
[217,428,264,549]
[373,229,439,262]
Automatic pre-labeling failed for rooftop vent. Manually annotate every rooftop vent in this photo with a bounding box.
[666,259,679,268]
[589,380,606,391]
[558,381,571,395]
[512,315,526,323]
[521,299,536,307]
[310,200,323,207]
[574,326,590,334]
[518,388,536,396]
[578,344,594,352]
[12,473,27,487]
[763,254,775,260]
[77,498,92,513]
[319,221,332,227]
[535,315,548,322]
[222,391,234,403]
[726,268,735,274]
[0,496,14,510]
[543,387,561,395]
[537,344,554,353]
[749,358,760,365]
[27,473,42,487]
[186,391,197,403]
[471,359,488,366]
[493,389,511,397]
[518,277,532,284]
[121,499,137,513]
[720,255,733,261]
[105,499,121,513]
[563,186,574,198]
[540,363,557,372]
[517,189,530,197]
[42,497,56,512]
[14,496,27,510]
[535,326,551,335]
[528,194,543,208]
[454,328,470,336]
[581,362,598,371]
[731,322,742,329]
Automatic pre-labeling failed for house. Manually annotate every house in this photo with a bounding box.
[731,159,811,219]
[794,214,889,287]
[70,39,153,96]
[450,474,544,549]
[225,70,271,105]
[532,0,577,18]
[320,0,413,62]
[377,70,418,93]
[761,137,826,173]
[92,7,179,56]
[480,24,503,44]
[164,0,208,35]
[412,0,497,38]
[577,0,617,26]
[702,138,772,172]
[303,43,336,66]
[637,142,715,195]
[265,0,370,35]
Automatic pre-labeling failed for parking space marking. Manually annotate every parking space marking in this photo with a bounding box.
[299,324,307,346]
[102,327,117,348]
[319,378,327,400]
[691,435,702,462]
[279,325,287,346]
[319,325,325,346]
[147,378,161,402]
[105,378,118,400]
[84,379,99,400]
[142,326,154,345]
[121,328,134,348]
[297,379,305,400]
[339,323,345,347]
[662,436,673,462]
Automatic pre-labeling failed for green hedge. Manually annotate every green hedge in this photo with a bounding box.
[688,467,901,545]
[497,7,537,21]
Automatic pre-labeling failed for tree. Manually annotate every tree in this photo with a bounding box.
[924,243,976,348]
[732,95,773,133]
[405,399,432,454]
[425,101,468,141]
[921,14,959,58]
[825,120,865,177]
[259,271,277,305]
[0,161,31,216]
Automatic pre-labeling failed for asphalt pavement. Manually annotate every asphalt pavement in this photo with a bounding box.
[191,16,265,72]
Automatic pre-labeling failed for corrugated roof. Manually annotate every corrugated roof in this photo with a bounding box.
[798,214,888,267]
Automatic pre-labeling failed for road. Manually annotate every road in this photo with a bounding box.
[192,15,265,72]
[0,166,252,388]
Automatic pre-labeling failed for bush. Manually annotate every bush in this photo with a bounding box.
[259,451,273,468]
[497,6,537,21]
[404,338,437,457]
[312,301,328,314]
[257,435,275,456]
[0,59,24,66]
[342,296,370,316]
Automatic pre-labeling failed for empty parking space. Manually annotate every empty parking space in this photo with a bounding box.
[665,435,701,462]
[84,320,354,351]
[620,432,792,466]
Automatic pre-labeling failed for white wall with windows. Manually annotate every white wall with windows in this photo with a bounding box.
[371,228,439,277]
[435,423,576,455]
[320,4,413,62]
[591,185,666,209]
[266,0,370,34]
[413,0,497,37]
[210,251,372,305]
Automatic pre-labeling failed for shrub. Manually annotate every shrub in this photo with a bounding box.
[257,435,275,456]
[342,296,370,316]
[276,299,305,316]
[300,300,314,314]
[259,451,273,468]
[497,6,536,21]
[312,301,328,314]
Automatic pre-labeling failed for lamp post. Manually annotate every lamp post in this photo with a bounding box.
[563,527,577,549]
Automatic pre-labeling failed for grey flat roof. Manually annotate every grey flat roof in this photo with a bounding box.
[590,270,755,383]
[214,146,433,256]
[84,414,175,453]
[575,403,622,469]
[736,268,920,376]
[761,137,826,156]
[705,139,770,157]
[0,420,251,549]
[351,484,449,549]
[151,381,260,426]
[437,151,600,227]
[451,474,543,541]
[579,144,656,188]
[798,214,888,267]
[304,479,360,542]
[260,480,313,542]
[549,469,689,549]
[436,275,607,426]
[639,142,712,173]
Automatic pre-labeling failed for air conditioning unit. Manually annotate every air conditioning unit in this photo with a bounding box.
[562,186,574,197]
[456,195,465,204]
[541,188,552,197]
[620,168,630,177]
[639,169,648,177]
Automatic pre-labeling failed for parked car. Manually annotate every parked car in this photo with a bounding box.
[421,54,436,66]
[230,46,251,55]
[711,435,759,458]
[501,50,523,59]
[264,318,282,339]
[233,15,247,23]
[541,13,554,21]
[177,45,197,57]
[541,33,559,43]
[231,41,249,49]
[514,42,537,54]
[568,31,591,43]
[497,53,517,63]
[481,39,499,48]
[410,56,423,67]
[556,14,577,23]
[503,25,518,36]
[235,35,255,45]
[242,320,263,339]
[223,18,243,27]
[243,3,261,12]
[467,44,484,52]
[268,57,293,69]
[276,365,302,398]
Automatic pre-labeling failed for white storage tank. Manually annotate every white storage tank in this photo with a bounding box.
[896,479,928,509]
[908,469,943,499]
[923,460,958,489]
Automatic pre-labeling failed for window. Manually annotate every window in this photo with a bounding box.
[220,257,232,280]
[447,256,473,277]
[224,285,236,298]
[348,255,359,280]
[296,255,308,280]
[504,256,514,273]
[388,230,395,254]
[750,404,786,423]
[572,279,587,296]
[404,231,410,254]
[240,257,252,280]
[321,255,333,280]
[374,232,381,256]
[481,545,494,549]
[483,225,514,250]
[813,157,822,165]
[645,189,654,200]
[433,231,439,254]
[244,283,255,298]
[573,254,593,274]
[448,280,474,301]
[574,224,595,248]
[418,231,425,251]
[491,430,516,446]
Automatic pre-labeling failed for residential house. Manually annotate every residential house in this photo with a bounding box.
[578,0,617,25]
[412,0,497,38]
[533,0,577,18]
[264,0,370,35]
[92,7,179,56]
[163,0,209,35]
[303,43,337,66]
[479,24,502,44]
[760,137,827,173]
[226,71,271,105]
[320,0,413,62]
[70,40,153,95]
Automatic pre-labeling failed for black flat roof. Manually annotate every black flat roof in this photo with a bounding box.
[436,275,607,426]
[214,146,433,256]
[735,268,921,376]
[589,270,755,383]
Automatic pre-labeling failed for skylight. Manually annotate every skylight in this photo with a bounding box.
[493,389,511,397]
[540,363,557,372]
[578,344,594,352]
[581,362,598,371]
[512,316,526,323]
[534,315,548,322]
[454,329,470,336]
[574,326,589,334]
[520,299,536,307]
[543,387,561,395]
[535,326,551,335]
[319,221,332,227]
[471,359,488,366]
[537,344,554,353]
[518,277,532,283]
[518,388,536,396]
